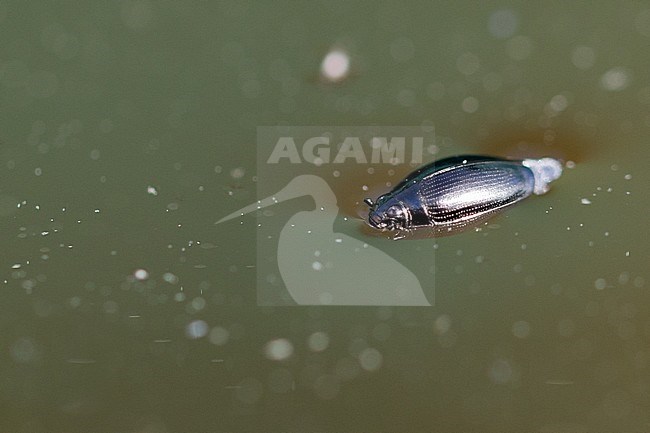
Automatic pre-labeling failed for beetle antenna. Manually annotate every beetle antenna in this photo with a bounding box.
[363,198,374,207]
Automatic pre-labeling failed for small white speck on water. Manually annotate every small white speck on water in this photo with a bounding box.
[624,174,632,180]
[320,49,351,83]
[94,209,100,213]
[134,269,149,280]
[594,278,607,290]
[581,198,592,205]
[147,186,158,196]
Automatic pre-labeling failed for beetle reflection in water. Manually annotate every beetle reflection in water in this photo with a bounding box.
[364,155,564,239]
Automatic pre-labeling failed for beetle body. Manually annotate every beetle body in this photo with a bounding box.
[365,155,562,234]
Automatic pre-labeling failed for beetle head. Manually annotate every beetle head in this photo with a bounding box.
[366,196,409,231]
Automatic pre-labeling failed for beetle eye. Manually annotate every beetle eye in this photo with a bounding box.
[385,205,402,219]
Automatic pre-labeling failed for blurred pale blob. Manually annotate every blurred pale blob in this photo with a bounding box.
[488,9,518,39]
[307,331,330,352]
[320,49,350,83]
[600,67,630,91]
[186,320,208,339]
[264,338,293,361]
[572,46,596,70]
[209,326,229,345]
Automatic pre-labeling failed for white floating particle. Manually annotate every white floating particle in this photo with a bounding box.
[147,186,158,196]
[134,269,149,280]
[312,261,323,271]
[581,198,592,205]
[11,264,21,269]
[264,338,293,361]
[624,174,632,180]
[320,49,350,82]
[594,278,607,290]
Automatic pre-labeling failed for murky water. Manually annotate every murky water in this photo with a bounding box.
[1,2,649,432]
